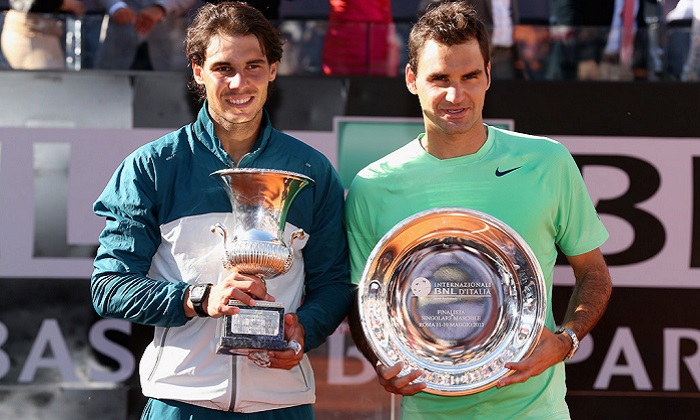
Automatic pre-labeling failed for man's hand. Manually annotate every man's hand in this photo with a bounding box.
[184,268,274,318]
[112,7,136,26]
[61,0,85,16]
[260,313,306,370]
[347,290,426,395]
[376,361,427,395]
[496,248,611,389]
[208,270,275,317]
[135,5,166,36]
[496,327,570,388]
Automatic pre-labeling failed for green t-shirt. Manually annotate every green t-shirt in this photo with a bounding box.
[345,125,609,419]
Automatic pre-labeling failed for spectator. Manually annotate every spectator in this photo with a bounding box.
[1,0,85,70]
[546,0,618,80]
[77,0,109,68]
[321,0,399,76]
[418,0,522,79]
[665,0,700,81]
[680,0,700,81]
[93,0,195,70]
[91,2,353,418]
[603,0,662,80]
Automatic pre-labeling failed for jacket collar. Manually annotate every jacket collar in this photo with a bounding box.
[193,100,273,167]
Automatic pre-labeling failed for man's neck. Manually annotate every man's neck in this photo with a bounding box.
[215,114,263,165]
[422,124,488,160]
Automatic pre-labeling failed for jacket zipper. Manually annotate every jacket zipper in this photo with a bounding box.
[227,152,240,412]
[299,360,309,389]
[228,353,238,411]
[146,327,170,382]
[225,356,309,411]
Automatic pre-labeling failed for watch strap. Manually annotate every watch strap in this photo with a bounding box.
[556,327,579,361]
[191,283,212,318]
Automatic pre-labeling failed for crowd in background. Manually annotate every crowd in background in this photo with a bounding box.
[0,0,698,81]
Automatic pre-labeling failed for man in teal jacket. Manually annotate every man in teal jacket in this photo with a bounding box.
[92,3,352,418]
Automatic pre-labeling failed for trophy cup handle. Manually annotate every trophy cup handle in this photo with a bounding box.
[211,223,229,242]
[289,229,306,248]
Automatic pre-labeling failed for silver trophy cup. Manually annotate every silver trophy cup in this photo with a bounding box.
[210,168,313,355]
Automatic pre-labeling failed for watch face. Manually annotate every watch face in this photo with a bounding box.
[191,285,207,301]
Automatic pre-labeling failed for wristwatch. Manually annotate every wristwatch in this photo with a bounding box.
[189,283,212,317]
[556,327,579,361]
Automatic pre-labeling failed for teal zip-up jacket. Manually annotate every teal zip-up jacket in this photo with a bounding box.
[91,103,353,413]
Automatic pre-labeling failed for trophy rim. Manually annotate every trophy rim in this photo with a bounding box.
[358,207,547,396]
[211,168,315,185]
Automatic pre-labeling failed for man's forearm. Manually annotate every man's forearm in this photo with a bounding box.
[562,251,613,339]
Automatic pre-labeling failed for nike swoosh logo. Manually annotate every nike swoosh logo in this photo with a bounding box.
[495,166,522,177]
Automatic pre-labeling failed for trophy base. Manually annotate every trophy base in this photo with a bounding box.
[216,300,288,356]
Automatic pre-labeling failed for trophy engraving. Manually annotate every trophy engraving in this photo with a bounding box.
[358,207,546,395]
[211,168,313,355]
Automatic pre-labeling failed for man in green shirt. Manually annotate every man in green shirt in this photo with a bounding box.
[345,1,612,418]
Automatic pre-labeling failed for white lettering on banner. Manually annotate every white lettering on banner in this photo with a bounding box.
[2,128,700,288]
[0,128,170,278]
[0,322,10,378]
[327,322,377,385]
[0,319,133,383]
[594,327,653,390]
[0,128,328,278]
[567,333,594,363]
[326,325,700,392]
[4,318,699,393]
[89,319,135,383]
[663,328,700,391]
[18,319,79,382]
[594,327,700,392]
[550,136,700,288]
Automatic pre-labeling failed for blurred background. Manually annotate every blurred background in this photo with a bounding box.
[0,0,697,81]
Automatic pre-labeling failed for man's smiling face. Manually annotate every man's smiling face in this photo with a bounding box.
[192,33,277,132]
[406,39,490,141]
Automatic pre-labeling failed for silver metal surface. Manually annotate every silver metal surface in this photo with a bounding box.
[211,168,314,354]
[358,207,546,395]
[211,168,313,278]
[228,302,286,336]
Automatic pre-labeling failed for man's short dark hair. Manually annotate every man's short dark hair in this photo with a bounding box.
[407,0,491,73]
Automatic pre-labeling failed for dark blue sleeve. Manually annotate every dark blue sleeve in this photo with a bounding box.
[296,161,354,352]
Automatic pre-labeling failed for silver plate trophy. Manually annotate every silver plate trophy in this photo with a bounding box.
[358,207,546,395]
[211,168,313,355]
